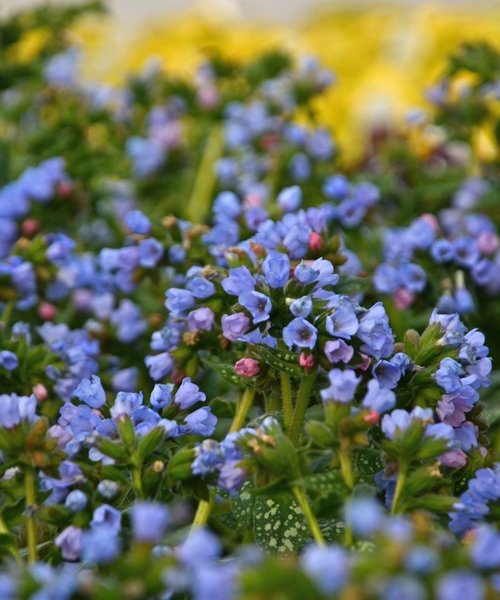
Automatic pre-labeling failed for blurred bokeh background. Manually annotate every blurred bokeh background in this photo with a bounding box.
[4,0,500,160]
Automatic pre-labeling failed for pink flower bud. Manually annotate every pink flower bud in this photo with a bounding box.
[299,352,315,369]
[392,288,415,310]
[358,353,372,372]
[363,410,380,426]
[245,194,264,208]
[22,218,40,237]
[38,302,57,321]
[477,231,498,254]
[440,449,467,469]
[420,213,440,232]
[33,383,48,402]
[57,181,73,198]
[308,232,323,252]
[234,358,260,378]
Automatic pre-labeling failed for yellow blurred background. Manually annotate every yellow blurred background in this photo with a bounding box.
[9,1,500,160]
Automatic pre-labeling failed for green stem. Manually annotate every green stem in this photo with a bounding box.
[190,489,215,533]
[190,388,255,535]
[280,372,293,433]
[339,447,354,489]
[289,372,317,446]
[133,463,144,499]
[186,126,224,223]
[292,485,325,546]
[0,515,21,563]
[391,463,407,515]
[230,387,255,433]
[25,470,37,563]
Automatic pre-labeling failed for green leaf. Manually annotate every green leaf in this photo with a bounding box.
[298,470,348,499]
[202,355,251,388]
[97,437,128,461]
[137,426,165,460]
[353,448,384,479]
[254,345,302,378]
[252,494,309,554]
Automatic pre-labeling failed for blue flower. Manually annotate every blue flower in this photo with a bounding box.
[165,288,195,315]
[64,490,87,512]
[131,502,169,543]
[239,291,272,324]
[222,266,255,296]
[187,276,216,299]
[381,576,426,600]
[437,570,485,600]
[138,238,163,268]
[174,378,206,410]
[150,383,172,410]
[362,379,396,413]
[431,239,455,263]
[90,504,122,535]
[0,351,18,371]
[81,526,120,564]
[187,307,215,332]
[124,209,151,234]
[357,302,394,359]
[321,369,360,403]
[300,544,348,594]
[283,317,317,350]
[73,375,106,408]
[213,191,241,219]
[177,527,221,566]
[183,407,217,436]
[325,296,358,339]
[344,497,385,537]
[470,525,500,569]
[277,185,302,212]
[324,339,354,364]
[323,174,349,199]
[289,296,313,318]
[262,251,290,289]
[372,360,402,389]
[145,352,173,381]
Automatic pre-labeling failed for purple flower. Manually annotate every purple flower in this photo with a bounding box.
[73,375,106,408]
[183,407,217,436]
[131,502,169,543]
[239,291,272,324]
[55,526,83,561]
[187,307,215,332]
[221,266,255,296]
[437,386,478,426]
[262,251,290,288]
[90,504,122,534]
[283,317,317,350]
[321,369,360,403]
[174,378,206,410]
[435,358,462,393]
[399,263,427,293]
[362,379,396,413]
[431,239,455,263]
[221,312,251,341]
[112,367,138,392]
[357,303,394,359]
[324,339,354,364]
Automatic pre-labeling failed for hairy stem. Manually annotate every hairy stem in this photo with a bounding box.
[190,489,215,533]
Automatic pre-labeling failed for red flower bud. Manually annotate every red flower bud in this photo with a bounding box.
[299,352,314,369]
[22,218,40,237]
[363,410,380,426]
[308,232,323,252]
[38,302,57,321]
